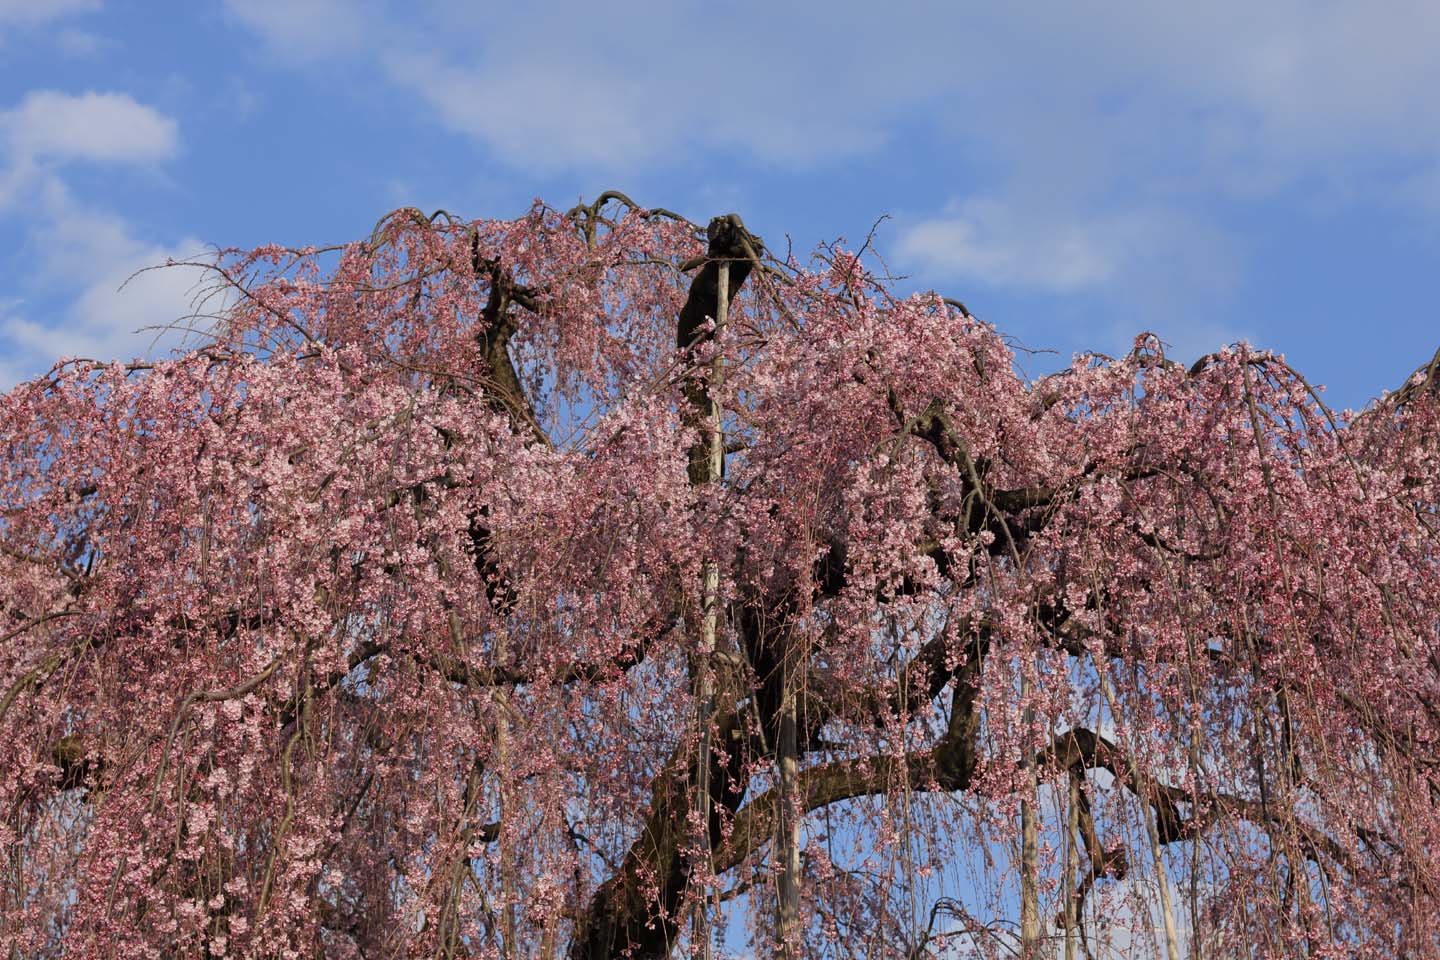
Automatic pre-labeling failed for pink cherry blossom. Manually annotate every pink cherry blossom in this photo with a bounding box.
[1,195,1437,958]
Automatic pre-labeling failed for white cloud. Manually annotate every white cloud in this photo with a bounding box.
[1,90,178,166]
[1151,5,1440,161]
[894,193,1249,364]
[207,0,1440,328]
[221,0,379,60]
[897,201,1131,293]
[0,203,211,388]
[216,1,1440,184]
[0,154,41,213]
[195,0,1440,349]
[227,1,926,173]
[383,53,664,173]
[0,0,97,27]
[54,27,103,56]
[0,90,198,389]
[895,198,1239,303]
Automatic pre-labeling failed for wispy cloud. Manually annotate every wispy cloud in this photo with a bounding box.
[224,1,927,173]
[217,2,1440,186]
[220,0,380,61]
[53,26,104,56]
[0,194,210,388]
[209,0,1440,331]
[897,200,1140,293]
[0,89,200,388]
[0,0,97,28]
[894,192,1246,362]
[1,90,177,166]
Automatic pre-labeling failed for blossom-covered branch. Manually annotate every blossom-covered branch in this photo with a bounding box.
[2,194,1437,959]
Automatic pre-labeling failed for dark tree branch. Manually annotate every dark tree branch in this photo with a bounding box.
[470,234,549,447]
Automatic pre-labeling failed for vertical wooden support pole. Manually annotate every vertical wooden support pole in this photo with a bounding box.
[1065,771,1080,960]
[691,259,727,960]
[776,668,801,956]
[1020,675,1040,957]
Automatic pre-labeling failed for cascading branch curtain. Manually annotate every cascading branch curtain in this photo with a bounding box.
[1,194,1438,959]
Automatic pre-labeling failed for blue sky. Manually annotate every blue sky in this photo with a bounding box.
[3,0,1439,412]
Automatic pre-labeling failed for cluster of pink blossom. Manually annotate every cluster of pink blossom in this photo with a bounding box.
[1,198,1436,958]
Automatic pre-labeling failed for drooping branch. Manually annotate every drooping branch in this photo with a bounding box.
[7,196,1437,959]
[702,711,1393,948]
[1038,727,1374,884]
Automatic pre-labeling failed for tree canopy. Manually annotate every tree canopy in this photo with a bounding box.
[2,194,1438,958]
